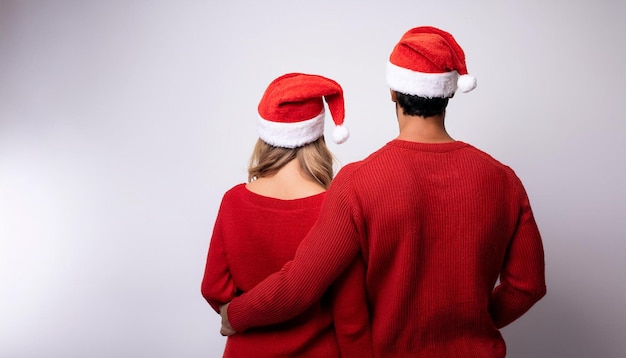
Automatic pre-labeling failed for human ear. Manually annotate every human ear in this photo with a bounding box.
[390,90,397,102]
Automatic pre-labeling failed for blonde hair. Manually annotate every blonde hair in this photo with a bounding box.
[248,137,335,189]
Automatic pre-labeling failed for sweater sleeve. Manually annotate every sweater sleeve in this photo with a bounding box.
[201,200,238,313]
[329,256,373,357]
[490,182,547,328]
[227,170,362,332]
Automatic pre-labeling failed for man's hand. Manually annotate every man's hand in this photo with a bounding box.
[220,303,236,336]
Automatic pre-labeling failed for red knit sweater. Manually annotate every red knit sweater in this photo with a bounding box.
[201,184,372,357]
[227,140,546,357]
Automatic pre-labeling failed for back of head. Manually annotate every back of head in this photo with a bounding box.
[386,26,477,117]
[249,73,349,188]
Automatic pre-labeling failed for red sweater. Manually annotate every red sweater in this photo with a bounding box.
[201,184,372,357]
[228,140,546,357]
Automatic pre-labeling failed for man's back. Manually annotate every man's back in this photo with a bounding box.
[332,139,545,356]
[224,139,546,357]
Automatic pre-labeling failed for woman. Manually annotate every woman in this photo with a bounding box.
[201,73,371,357]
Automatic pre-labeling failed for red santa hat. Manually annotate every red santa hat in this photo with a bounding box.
[386,26,477,98]
[257,73,349,149]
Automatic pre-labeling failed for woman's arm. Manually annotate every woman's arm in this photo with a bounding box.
[201,206,238,313]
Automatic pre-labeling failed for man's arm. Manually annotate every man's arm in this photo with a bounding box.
[329,256,373,357]
[490,184,547,328]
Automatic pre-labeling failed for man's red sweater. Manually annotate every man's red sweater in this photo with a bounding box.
[202,185,372,357]
[227,140,546,357]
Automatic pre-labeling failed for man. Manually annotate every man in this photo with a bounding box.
[219,26,546,357]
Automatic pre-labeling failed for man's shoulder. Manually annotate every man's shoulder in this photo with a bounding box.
[462,142,517,171]
[334,144,392,179]
[460,143,527,191]
[333,161,362,185]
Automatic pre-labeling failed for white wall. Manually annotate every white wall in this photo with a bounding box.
[1,1,624,357]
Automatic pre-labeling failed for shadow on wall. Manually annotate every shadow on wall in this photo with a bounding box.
[502,293,614,358]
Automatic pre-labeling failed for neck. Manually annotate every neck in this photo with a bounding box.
[271,159,314,185]
[247,159,325,199]
[395,109,454,143]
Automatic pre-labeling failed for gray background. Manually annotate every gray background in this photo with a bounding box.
[1,1,625,357]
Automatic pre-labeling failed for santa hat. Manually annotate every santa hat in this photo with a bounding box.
[257,73,349,149]
[386,26,477,98]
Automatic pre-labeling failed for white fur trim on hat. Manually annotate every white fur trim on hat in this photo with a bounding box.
[386,61,459,98]
[257,110,325,149]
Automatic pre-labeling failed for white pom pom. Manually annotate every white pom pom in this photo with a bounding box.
[457,74,477,93]
[332,125,349,144]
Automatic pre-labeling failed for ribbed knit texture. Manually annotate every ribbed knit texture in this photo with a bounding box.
[227,140,546,358]
[201,184,372,357]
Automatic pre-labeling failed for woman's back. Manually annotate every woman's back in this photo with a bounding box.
[218,159,327,293]
[208,182,339,357]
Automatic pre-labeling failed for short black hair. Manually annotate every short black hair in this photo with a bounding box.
[395,91,450,117]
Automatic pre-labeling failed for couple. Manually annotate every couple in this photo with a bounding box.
[201,26,546,357]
